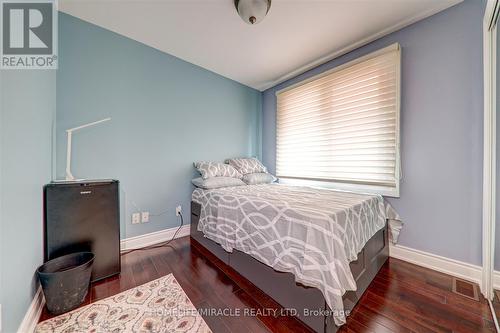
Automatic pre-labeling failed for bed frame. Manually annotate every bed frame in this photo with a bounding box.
[190,201,389,333]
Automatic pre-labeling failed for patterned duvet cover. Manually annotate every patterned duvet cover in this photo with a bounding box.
[192,183,402,325]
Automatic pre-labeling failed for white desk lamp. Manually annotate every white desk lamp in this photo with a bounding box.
[65,117,111,181]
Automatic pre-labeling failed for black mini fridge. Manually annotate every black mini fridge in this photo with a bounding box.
[44,180,120,282]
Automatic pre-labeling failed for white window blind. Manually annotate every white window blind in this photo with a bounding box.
[276,44,401,196]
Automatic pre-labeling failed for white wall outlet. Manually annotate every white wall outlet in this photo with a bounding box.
[176,205,182,216]
[141,211,149,223]
[132,213,141,224]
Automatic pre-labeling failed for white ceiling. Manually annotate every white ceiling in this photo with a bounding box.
[59,0,462,91]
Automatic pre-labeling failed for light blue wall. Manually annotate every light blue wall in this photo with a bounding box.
[262,0,484,265]
[56,13,262,239]
[0,70,55,332]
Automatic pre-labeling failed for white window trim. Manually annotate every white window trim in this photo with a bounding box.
[278,177,399,197]
[275,43,401,198]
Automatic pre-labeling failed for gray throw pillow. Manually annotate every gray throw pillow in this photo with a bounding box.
[194,161,242,180]
[242,173,276,185]
[192,177,246,189]
[226,157,267,175]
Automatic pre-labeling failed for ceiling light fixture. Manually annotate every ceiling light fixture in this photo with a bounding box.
[234,0,271,25]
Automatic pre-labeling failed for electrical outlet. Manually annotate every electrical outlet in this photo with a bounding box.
[132,213,141,224]
[176,205,182,216]
[141,211,149,223]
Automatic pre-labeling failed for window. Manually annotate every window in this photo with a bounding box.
[276,44,401,197]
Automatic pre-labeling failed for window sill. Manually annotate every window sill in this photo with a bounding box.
[277,177,400,198]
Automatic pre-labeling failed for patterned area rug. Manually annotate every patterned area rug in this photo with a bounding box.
[36,274,212,333]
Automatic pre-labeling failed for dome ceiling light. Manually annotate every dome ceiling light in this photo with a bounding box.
[234,0,272,25]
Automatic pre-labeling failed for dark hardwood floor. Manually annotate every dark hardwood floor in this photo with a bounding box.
[39,236,496,332]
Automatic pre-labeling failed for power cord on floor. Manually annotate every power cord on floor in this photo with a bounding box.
[121,212,184,255]
[488,299,500,332]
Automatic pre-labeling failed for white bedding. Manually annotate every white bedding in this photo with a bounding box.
[192,183,402,325]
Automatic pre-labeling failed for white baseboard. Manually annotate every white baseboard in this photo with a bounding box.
[120,225,191,251]
[389,244,482,285]
[17,287,45,333]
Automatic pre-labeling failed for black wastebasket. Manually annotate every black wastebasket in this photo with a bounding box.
[37,252,94,315]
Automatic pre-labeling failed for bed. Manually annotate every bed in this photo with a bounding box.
[190,183,401,332]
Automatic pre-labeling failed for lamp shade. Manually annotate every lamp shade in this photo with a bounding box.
[235,0,271,25]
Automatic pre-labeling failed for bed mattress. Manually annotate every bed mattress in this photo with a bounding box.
[192,183,401,325]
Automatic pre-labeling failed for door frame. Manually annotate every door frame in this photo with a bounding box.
[483,0,499,301]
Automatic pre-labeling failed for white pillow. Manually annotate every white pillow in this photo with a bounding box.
[192,177,246,189]
[242,173,276,185]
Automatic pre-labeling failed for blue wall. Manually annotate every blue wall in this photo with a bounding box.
[56,13,262,238]
[0,70,55,332]
[262,0,484,266]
